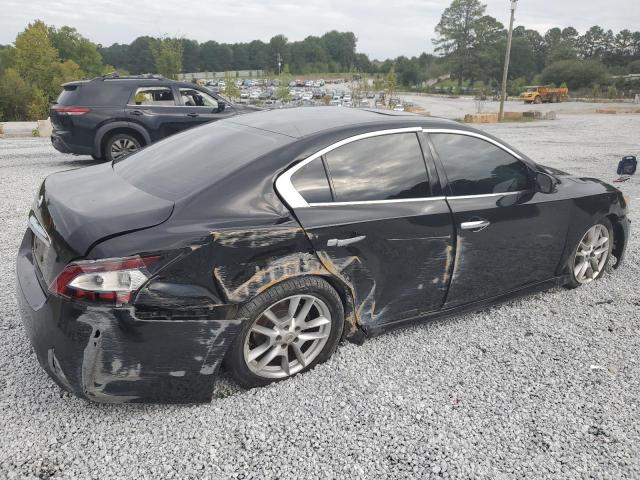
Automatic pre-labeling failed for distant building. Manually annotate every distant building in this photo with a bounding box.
[178,70,266,81]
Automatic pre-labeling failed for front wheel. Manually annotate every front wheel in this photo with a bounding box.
[225,277,344,389]
[534,96,542,104]
[566,220,613,288]
[105,133,141,162]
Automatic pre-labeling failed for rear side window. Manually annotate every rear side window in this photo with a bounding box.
[56,86,79,105]
[132,87,175,106]
[430,134,532,196]
[291,159,332,203]
[114,122,292,200]
[323,133,430,202]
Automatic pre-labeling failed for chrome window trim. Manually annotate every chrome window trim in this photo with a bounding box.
[446,191,525,200]
[275,127,530,209]
[309,196,446,207]
[274,127,423,209]
[422,128,524,161]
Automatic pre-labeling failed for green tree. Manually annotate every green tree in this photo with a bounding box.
[0,45,16,72]
[628,59,640,74]
[151,37,183,79]
[49,60,84,98]
[15,20,59,94]
[0,68,40,120]
[180,39,200,72]
[125,36,157,74]
[27,88,49,120]
[385,66,397,103]
[224,72,240,99]
[541,59,608,90]
[433,0,486,87]
[49,26,103,76]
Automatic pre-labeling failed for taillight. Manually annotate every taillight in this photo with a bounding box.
[49,255,160,304]
[52,106,91,116]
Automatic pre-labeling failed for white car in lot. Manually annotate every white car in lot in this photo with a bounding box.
[301,91,313,101]
[393,104,405,111]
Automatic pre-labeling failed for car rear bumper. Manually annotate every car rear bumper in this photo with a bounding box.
[16,230,241,403]
[51,131,93,156]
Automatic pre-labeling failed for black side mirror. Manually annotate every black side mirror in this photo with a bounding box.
[217,101,226,113]
[535,172,556,194]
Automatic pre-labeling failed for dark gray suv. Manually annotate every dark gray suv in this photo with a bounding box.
[50,74,259,161]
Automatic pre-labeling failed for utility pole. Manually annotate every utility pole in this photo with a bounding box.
[499,0,518,121]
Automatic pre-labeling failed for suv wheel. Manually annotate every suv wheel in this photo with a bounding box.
[105,133,141,161]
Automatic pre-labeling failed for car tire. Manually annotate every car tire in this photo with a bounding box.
[565,218,613,289]
[534,96,542,104]
[224,276,344,389]
[105,133,141,162]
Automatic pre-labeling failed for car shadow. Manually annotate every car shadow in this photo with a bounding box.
[51,158,105,169]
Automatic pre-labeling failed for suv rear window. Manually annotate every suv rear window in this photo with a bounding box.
[113,122,292,200]
[56,86,80,105]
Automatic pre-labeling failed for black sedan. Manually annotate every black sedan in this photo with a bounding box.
[17,107,630,403]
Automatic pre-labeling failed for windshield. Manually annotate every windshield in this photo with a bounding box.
[526,87,538,92]
[113,121,292,200]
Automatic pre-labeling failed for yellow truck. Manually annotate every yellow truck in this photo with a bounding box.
[520,86,568,104]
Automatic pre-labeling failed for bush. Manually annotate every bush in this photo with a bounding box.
[541,60,609,90]
[0,68,38,121]
[628,59,640,74]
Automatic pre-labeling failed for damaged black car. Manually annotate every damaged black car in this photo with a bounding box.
[17,107,630,403]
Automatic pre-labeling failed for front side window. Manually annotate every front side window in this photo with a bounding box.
[132,87,175,106]
[430,133,532,196]
[179,88,218,108]
[323,133,430,202]
[291,159,332,203]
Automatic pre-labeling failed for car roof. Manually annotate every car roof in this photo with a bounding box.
[61,78,206,90]
[227,107,459,138]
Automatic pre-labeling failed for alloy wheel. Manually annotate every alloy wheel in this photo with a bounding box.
[574,224,610,284]
[110,138,138,160]
[243,294,332,379]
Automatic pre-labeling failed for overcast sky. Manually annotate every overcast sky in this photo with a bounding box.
[1,0,638,59]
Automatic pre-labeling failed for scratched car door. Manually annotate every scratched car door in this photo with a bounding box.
[283,131,455,329]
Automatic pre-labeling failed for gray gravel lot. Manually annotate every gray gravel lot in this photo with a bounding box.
[0,114,639,479]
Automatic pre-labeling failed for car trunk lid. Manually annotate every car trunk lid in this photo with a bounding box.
[30,162,174,286]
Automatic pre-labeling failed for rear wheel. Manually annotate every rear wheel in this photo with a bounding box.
[566,219,613,288]
[105,133,141,162]
[225,277,344,389]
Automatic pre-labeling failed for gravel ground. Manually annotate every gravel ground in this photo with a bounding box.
[0,114,639,479]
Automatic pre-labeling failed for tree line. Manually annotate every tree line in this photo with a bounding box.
[1,0,640,121]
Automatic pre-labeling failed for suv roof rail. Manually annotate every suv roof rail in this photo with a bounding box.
[92,72,169,81]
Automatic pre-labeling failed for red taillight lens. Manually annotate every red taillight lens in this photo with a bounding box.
[49,255,160,304]
[52,106,91,116]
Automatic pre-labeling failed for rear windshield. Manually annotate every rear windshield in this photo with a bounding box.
[113,121,292,200]
[56,86,80,105]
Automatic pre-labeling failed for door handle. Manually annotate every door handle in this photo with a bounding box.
[129,110,143,116]
[187,112,199,117]
[327,235,366,247]
[460,220,490,232]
